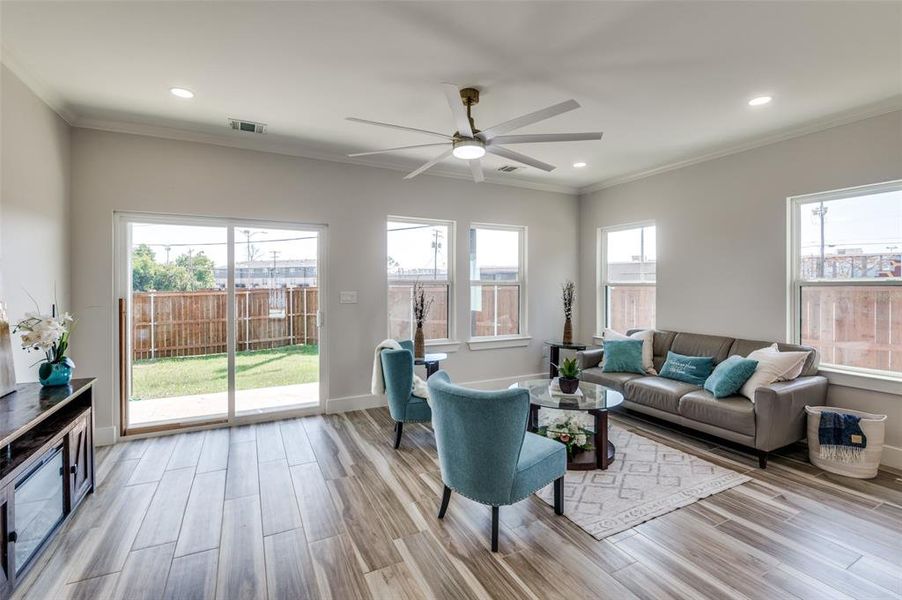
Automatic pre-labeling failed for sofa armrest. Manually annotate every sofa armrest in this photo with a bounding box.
[577,348,604,370]
[753,375,828,452]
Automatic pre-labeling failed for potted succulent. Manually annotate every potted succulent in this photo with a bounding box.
[14,305,76,387]
[556,356,581,394]
[561,280,575,344]
[412,281,433,359]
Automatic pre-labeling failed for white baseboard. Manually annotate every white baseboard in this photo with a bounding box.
[880,444,902,471]
[326,393,385,414]
[95,426,118,447]
[325,372,547,413]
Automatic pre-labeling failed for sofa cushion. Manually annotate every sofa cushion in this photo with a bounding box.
[602,339,646,375]
[629,329,676,373]
[679,390,755,436]
[659,351,715,386]
[624,377,701,414]
[730,338,820,376]
[581,368,643,392]
[670,332,734,365]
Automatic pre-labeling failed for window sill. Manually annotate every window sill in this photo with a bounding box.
[818,366,902,395]
[425,340,460,353]
[467,336,532,351]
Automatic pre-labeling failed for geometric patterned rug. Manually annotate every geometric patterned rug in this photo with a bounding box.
[535,425,751,539]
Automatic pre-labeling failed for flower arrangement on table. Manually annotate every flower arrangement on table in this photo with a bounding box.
[412,280,434,359]
[13,306,76,386]
[538,415,594,457]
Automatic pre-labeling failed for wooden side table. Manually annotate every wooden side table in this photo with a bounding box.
[544,341,587,378]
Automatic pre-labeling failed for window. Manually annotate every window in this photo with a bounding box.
[469,225,525,338]
[790,181,901,378]
[599,223,656,333]
[387,218,453,341]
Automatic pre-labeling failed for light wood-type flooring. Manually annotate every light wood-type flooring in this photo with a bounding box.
[12,407,902,599]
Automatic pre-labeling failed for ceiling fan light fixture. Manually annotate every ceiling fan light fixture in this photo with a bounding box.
[573,161,587,168]
[170,87,195,99]
[452,139,486,160]
[748,95,772,106]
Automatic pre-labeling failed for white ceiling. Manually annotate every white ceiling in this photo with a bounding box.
[2,1,901,192]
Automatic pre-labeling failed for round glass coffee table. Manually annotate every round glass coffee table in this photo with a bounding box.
[510,378,624,470]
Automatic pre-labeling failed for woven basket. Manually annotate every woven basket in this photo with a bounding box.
[805,406,886,479]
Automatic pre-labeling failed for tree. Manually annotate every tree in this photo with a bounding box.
[132,245,217,292]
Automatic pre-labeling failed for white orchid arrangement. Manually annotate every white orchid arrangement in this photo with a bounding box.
[14,309,76,371]
[538,415,594,457]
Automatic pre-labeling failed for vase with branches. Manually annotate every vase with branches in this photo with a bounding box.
[412,281,434,358]
[561,280,575,344]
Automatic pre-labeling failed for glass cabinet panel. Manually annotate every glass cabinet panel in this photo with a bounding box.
[14,446,64,573]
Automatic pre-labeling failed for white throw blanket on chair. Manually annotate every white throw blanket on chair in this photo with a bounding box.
[371,339,430,400]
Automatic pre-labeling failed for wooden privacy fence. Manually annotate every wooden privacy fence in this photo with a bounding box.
[132,288,319,359]
[801,286,901,373]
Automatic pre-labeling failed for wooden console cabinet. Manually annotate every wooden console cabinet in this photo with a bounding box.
[0,379,95,599]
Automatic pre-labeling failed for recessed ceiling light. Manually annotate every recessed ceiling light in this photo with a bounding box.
[748,95,772,106]
[170,87,195,99]
[573,161,587,168]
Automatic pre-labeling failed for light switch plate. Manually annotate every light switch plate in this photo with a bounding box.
[339,291,358,304]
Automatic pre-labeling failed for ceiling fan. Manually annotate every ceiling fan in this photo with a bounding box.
[346,84,603,183]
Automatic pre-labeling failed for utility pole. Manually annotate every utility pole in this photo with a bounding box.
[811,202,828,278]
[241,229,266,263]
[164,246,172,263]
[432,229,443,280]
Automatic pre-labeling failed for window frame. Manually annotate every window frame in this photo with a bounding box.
[386,215,457,345]
[787,179,902,389]
[467,222,528,345]
[596,221,657,336]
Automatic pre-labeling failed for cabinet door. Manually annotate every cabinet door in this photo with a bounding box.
[68,412,93,509]
[0,485,10,599]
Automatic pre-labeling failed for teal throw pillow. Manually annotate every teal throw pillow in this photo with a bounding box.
[704,355,759,398]
[659,351,714,386]
[602,339,646,374]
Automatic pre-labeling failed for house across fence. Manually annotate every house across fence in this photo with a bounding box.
[132,287,319,359]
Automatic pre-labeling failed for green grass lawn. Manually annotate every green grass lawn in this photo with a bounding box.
[132,345,319,400]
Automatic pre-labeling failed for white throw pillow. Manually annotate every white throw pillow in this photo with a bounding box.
[739,343,811,401]
[604,328,656,375]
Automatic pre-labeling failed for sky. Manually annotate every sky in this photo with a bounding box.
[799,190,901,256]
[131,224,318,267]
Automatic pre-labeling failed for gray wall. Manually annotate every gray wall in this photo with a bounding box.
[578,110,902,467]
[70,128,578,444]
[0,65,71,381]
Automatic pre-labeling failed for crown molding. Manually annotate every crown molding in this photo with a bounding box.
[72,117,579,196]
[578,95,902,195]
[0,45,77,125]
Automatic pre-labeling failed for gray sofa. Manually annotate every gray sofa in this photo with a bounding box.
[576,330,828,468]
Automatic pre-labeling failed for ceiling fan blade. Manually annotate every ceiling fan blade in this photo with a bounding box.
[348,143,450,158]
[469,159,484,183]
[480,99,580,140]
[442,83,474,138]
[488,132,603,145]
[346,117,452,140]
[403,149,454,179]
[487,146,555,172]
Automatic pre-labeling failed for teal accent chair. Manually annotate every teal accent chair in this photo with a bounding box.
[380,340,431,449]
[427,371,566,552]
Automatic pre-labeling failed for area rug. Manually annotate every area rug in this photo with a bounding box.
[535,425,751,539]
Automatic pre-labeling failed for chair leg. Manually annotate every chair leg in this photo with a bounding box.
[491,506,500,553]
[437,485,452,519]
[393,421,403,449]
[553,476,564,516]
[758,451,768,469]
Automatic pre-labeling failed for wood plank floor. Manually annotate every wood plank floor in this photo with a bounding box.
[13,407,902,599]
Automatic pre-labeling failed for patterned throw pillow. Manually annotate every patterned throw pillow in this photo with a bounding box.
[704,355,759,398]
[659,351,715,386]
[601,339,646,375]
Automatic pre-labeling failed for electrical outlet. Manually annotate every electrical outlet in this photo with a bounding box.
[339,291,358,304]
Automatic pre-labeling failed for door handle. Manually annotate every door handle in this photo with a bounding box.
[8,531,16,543]
[70,464,78,474]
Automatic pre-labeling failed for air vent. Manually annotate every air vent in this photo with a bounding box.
[228,118,267,134]
[497,165,520,173]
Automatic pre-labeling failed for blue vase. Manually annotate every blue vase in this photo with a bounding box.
[39,362,73,387]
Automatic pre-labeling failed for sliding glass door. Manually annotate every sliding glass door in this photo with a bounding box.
[117,214,325,433]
